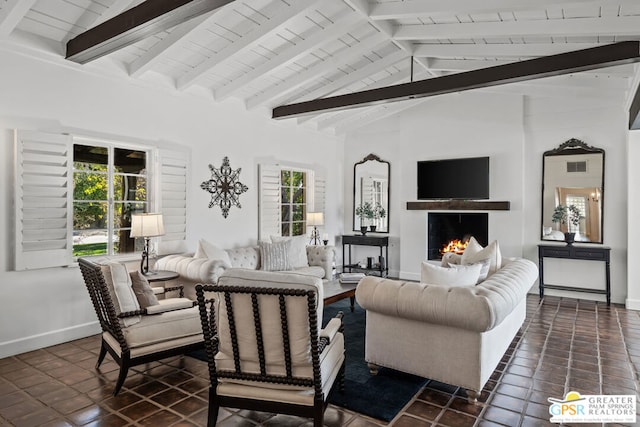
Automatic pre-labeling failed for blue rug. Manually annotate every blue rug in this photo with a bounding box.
[323,299,428,421]
[189,299,427,422]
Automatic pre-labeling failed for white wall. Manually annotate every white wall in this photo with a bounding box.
[342,90,629,304]
[627,130,640,309]
[524,97,628,304]
[342,92,526,280]
[0,49,341,357]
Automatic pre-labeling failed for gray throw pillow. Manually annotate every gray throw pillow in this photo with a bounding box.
[130,270,159,309]
[259,240,293,271]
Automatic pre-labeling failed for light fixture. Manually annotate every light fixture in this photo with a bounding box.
[307,212,324,246]
[130,213,165,275]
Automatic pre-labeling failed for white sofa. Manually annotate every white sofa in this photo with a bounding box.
[355,257,538,401]
[155,244,336,299]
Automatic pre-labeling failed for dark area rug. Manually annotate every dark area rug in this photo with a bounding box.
[189,299,427,422]
[323,299,428,422]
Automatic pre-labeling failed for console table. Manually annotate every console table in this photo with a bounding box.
[538,244,611,305]
[342,235,389,277]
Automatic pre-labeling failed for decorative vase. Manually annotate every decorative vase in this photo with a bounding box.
[564,232,575,245]
[369,225,377,232]
[360,226,368,235]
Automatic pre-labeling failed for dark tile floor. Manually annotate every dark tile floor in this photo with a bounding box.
[1,295,639,426]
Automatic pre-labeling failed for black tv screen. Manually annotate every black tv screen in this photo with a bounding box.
[417,157,490,200]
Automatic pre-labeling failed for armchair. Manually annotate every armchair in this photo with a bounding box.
[78,258,204,396]
[195,269,345,426]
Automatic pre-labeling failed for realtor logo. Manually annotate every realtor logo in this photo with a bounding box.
[548,391,636,423]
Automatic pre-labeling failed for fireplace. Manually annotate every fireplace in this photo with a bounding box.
[427,213,488,260]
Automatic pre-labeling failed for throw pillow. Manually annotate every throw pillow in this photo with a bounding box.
[130,270,159,309]
[448,258,490,284]
[195,239,232,268]
[270,235,309,269]
[420,261,482,287]
[461,237,502,276]
[103,262,140,326]
[440,252,462,267]
[259,240,293,272]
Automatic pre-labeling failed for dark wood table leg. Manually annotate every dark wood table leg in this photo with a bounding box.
[350,296,355,312]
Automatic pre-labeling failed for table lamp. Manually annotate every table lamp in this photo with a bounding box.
[307,212,324,245]
[130,213,165,275]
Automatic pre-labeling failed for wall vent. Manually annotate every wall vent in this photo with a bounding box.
[566,161,587,172]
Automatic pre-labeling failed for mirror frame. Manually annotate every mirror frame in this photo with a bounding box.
[353,153,390,234]
[541,138,605,243]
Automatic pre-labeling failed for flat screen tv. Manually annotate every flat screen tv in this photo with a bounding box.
[417,157,490,200]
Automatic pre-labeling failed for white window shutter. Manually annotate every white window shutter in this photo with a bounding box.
[313,173,326,215]
[158,149,188,253]
[258,163,281,241]
[14,130,73,270]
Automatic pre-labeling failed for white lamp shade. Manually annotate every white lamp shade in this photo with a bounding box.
[307,212,324,226]
[130,213,165,238]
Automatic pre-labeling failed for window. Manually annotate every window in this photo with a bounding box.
[258,163,324,241]
[280,169,307,236]
[14,129,188,270]
[73,143,148,257]
[565,195,587,233]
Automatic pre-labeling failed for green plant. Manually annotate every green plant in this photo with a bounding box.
[355,202,374,221]
[551,204,582,227]
[373,203,386,220]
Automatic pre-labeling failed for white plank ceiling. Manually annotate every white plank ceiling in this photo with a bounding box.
[1,0,640,135]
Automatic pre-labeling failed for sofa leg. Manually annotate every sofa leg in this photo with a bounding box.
[367,363,380,375]
[466,390,481,404]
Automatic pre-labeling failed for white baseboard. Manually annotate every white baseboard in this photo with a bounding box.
[625,298,640,311]
[0,321,101,358]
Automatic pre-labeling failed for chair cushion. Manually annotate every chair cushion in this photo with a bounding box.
[122,306,202,349]
[259,240,293,271]
[291,266,325,278]
[129,271,159,308]
[101,262,141,326]
[271,235,309,269]
[216,331,344,402]
[214,270,324,374]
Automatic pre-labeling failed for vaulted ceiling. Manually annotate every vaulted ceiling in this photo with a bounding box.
[2,0,640,135]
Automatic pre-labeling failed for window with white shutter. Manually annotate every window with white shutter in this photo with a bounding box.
[157,149,188,254]
[14,130,188,269]
[14,130,73,270]
[258,163,323,241]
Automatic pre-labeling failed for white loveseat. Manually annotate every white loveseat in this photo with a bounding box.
[155,242,335,299]
[355,257,538,401]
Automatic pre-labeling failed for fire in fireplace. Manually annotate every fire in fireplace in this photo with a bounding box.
[427,213,488,260]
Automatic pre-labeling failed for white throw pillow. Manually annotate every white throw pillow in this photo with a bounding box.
[105,262,141,326]
[461,237,502,276]
[195,239,232,268]
[259,240,293,271]
[420,261,482,287]
[270,235,309,269]
[448,258,490,284]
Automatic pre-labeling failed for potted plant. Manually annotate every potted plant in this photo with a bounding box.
[551,204,582,244]
[371,203,386,232]
[355,202,373,235]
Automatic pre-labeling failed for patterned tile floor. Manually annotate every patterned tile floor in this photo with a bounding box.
[1,295,639,426]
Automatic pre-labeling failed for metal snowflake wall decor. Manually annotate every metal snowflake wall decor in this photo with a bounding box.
[200,156,248,218]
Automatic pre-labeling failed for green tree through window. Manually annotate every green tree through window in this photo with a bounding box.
[73,144,148,256]
[281,169,307,236]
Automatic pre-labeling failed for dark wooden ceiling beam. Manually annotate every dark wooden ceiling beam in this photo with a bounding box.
[273,41,640,119]
[66,0,235,64]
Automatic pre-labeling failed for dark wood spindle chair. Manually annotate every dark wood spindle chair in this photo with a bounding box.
[195,269,345,427]
[79,257,205,395]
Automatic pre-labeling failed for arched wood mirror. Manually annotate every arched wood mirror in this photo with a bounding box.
[353,154,390,233]
[541,138,604,243]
